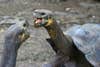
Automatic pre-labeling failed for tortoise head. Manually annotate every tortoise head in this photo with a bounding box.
[5,18,30,49]
[33,9,54,28]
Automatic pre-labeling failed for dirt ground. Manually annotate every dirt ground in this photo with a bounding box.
[0,0,100,67]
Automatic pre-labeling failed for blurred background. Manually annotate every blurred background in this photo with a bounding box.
[0,0,100,67]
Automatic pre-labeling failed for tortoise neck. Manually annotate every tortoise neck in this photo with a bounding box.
[0,41,18,67]
[45,19,64,40]
[45,20,72,55]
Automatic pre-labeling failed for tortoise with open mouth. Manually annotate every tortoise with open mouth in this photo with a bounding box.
[33,9,100,67]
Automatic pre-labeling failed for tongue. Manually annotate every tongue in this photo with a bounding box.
[35,19,42,23]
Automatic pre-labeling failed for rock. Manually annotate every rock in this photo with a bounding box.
[79,2,96,8]
[54,11,68,16]
[0,16,26,25]
[0,0,14,3]
[65,8,71,12]
[30,0,67,3]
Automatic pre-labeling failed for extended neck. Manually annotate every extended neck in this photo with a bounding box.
[45,19,73,56]
[0,41,17,67]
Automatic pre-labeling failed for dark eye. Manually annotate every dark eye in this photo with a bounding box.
[23,23,26,27]
[40,13,45,15]
[23,20,29,27]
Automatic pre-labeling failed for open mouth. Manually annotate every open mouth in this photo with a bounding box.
[34,18,43,27]
[34,18,42,24]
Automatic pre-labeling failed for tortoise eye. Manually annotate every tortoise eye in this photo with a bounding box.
[23,23,27,27]
[23,20,29,27]
[40,13,45,15]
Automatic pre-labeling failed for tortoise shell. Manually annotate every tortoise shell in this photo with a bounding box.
[64,23,100,66]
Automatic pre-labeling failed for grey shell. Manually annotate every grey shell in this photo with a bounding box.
[64,23,100,67]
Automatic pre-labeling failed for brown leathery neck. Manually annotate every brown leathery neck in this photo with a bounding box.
[44,19,74,57]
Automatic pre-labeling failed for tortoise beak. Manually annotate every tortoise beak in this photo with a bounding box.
[22,31,30,42]
[19,28,30,43]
